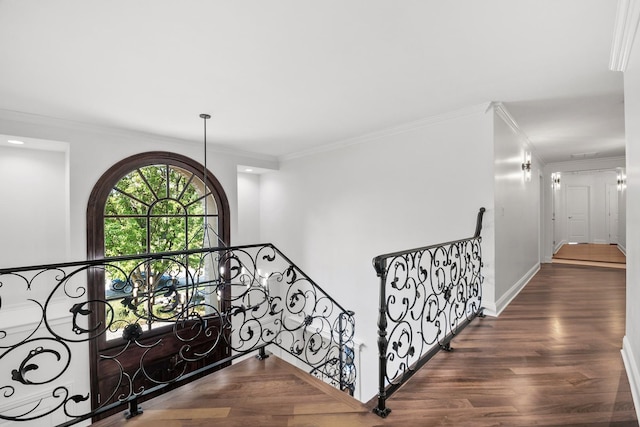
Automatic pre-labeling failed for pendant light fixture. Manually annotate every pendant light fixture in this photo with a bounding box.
[199,113,214,248]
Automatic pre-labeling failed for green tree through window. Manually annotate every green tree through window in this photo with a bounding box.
[102,163,222,338]
[104,164,218,256]
[87,152,231,415]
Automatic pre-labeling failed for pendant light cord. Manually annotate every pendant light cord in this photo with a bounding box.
[199,113,212,247]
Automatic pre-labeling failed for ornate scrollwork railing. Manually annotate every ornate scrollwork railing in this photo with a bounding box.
[0,243,355,426]
[372,208,485,418]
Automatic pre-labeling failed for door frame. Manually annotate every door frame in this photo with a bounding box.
[566,184,590,243]
[607,182,619,244]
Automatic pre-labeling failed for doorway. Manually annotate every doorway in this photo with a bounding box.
[548,169,621,259]
[566,185,590,243]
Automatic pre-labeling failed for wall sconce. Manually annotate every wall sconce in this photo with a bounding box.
[521,152,532,182]
[551,172,561,190]
[617,170,626,191]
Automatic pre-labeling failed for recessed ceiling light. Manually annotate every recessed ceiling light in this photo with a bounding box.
[245,168,253,172]
[8,139,25,145]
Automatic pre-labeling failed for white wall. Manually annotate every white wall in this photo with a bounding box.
[236,172,262,245]
[0,113,277,425]
[259,104,495,402]
[621,0,640,418]
[0,144,69,268]
[619,167,627,253]
[491,107,541,315]
[552,170,618,245]
[0,111,279,261]
[0,143,78,425]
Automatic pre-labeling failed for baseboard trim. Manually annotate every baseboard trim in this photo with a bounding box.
[554,240,567,254]
[621,336,640,422]
[484,263,540,317]
[618,243,627,256]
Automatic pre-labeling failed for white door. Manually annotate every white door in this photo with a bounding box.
[607,183,619,244]
[567,185,589,243]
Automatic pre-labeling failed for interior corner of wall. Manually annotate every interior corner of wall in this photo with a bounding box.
[622,335,640,422]
[481,302,498,318]
[481,276,496,317]
[494,263,539,316]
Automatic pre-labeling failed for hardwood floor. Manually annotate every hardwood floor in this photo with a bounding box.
[91,355,379,427]
[92,264,637,426]
[554,243,626,268]
[380,263,637,426]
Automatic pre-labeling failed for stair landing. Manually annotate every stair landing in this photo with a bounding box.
[91,355,378,427]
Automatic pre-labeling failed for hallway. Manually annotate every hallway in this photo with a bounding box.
[382,263,636,426]
[93,264,637,426]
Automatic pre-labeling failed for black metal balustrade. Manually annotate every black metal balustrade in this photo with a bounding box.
[372,208,485,417]
[0,243,355,426]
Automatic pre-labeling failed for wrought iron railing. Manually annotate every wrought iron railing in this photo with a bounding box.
[0,243,355,426]
[372,208,485,417]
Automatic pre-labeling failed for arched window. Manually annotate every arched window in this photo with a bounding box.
[88,151,229,256]
[88,151,230,334]
[86,151,230,416]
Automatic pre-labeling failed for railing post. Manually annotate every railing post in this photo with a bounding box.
[372,257,391,418]
[474,207,486,238]
[257,346,269,360]
[125,398,143,419]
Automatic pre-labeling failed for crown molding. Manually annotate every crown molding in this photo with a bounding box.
[279,102,492,162]
[610,0,640,72]
[492,102,523,137]
[491,102,544,166]
[543,156,625,174]
[0,108,279,164]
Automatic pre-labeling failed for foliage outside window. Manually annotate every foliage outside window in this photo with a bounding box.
[103,164,220,338]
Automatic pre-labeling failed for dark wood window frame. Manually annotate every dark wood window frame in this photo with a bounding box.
[87,151,230,258]
[86,151,231,418]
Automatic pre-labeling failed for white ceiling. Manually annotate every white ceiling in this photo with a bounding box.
[0,0,625,164]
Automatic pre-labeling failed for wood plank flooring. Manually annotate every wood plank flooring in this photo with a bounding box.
[92,264,637,426]
[554,243,626,267]
[91,355,378,427]
[380,263,636,426]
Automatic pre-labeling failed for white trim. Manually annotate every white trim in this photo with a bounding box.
[279,102,492,162]
[481,299,498,318]
[544,157,626,174]
[621,336,640,422]
[232,312,364,400]
[0,382,77,426]
[606,182,620,245]
[0,298,71,333]
[0,108,279,165]
[554,239,567,254]
[492,102,543,167]
[610,0,640,72]
[619,243,627,255]
[276,314,364,401]
[484,263,540,317]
